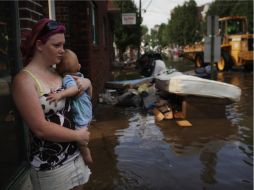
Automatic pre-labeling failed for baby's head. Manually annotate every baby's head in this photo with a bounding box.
[56,49,81,76]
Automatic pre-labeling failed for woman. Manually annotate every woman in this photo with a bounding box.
[12,18,91,190]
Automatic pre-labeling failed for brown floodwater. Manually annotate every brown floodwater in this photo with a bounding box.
[83,61,253,190]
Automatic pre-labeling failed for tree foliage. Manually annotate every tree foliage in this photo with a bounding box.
[141,25,150,45]
[146,0,253,48]
[158,23,169,47]
[150,27,159,48]
[113,0,142,59]
[167,0,201,45]
[207,0,253,33]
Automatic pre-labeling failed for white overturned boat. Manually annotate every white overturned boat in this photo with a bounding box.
[155,69,241,102]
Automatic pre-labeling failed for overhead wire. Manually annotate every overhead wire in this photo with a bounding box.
[144,10,169,16]
[143,0,152,13]
[142,0,169,16]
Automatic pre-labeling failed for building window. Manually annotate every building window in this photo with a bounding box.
[0,1,27,189]
[91,1,98,45]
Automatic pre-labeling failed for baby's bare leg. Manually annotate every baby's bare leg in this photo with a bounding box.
[80,145,93,165]
[77,127,93,164]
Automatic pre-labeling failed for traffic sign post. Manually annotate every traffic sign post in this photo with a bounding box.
[204,15,221,79]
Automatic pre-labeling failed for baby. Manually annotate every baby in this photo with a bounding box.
[47,49,93,164]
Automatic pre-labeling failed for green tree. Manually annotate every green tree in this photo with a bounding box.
[168,0,201,45]
[141,25,148,36]
[150,27,160,48]
[158,23,169,47]
[141,25,150,47]
[207,0,253,33]
[113,0,142,60]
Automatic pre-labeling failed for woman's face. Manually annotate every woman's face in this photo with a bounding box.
[41,33,65,65]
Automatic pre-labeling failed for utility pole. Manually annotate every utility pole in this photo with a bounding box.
[210,16,215,80]
[137,0,141,59]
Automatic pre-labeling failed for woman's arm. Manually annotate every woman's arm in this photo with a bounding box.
[87,84,92,98]
[12,72,89,142]
[72,76,92,96]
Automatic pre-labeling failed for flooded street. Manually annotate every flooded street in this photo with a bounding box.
[84,61,253,190]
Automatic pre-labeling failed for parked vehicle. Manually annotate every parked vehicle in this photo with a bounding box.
[181,16,253,71]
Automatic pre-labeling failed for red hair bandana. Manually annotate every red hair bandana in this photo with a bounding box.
[20,18,66,66]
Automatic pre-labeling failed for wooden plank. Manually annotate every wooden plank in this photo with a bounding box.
[182,95,230,119]
[152,108,164,121]
[176,120,192,127]
[173,111,184,119]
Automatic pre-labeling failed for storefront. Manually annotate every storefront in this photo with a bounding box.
[0,1,118,189]
[0,1,31,189]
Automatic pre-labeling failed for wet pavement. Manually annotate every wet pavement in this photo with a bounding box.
[83,60,253,190]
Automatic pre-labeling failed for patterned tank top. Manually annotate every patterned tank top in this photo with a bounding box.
[23,69,79,171]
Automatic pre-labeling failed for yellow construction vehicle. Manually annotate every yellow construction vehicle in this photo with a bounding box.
[182,16,253,71]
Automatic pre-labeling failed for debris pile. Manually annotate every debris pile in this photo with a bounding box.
[99,78,192,127]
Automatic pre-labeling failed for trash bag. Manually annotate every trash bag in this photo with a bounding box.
[141,85,157,109]
[116,90,142,107]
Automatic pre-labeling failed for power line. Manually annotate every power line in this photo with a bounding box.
[144,0,152,12]
[143,9,169,16]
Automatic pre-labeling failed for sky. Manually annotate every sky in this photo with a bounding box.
[133,0,213,30]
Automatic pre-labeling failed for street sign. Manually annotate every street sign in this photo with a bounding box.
[204,36,221,63]
[207,15,219,36]
[205,15,221,63]
[122,13,136,25]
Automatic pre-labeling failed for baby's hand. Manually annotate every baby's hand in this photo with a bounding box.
[46,93,62,105]
[72,76,91,96]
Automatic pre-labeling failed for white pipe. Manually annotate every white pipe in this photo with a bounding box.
[48,0,56,20]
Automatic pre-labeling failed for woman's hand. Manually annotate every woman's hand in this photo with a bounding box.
[76,127,90,143]
[72,76,91,96]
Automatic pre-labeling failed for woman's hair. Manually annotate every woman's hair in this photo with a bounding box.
[20,18,66,66]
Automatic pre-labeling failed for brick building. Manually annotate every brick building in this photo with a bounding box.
[0,0,119,189]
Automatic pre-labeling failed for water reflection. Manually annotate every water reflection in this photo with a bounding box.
[115,113,171,189]
[220,71,253,168]
[84,70,253,190]
[158,118,238,186]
